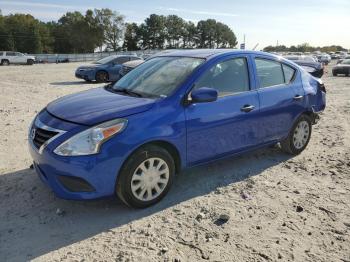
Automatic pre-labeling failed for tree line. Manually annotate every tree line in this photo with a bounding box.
[0,9,237,54]
[263,43,347,53]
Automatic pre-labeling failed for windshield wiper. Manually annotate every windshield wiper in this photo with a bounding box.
[114,87,144,97]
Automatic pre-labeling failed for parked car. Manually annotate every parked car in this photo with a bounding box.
[0,51,35,65]
[331,54,340,59]
[336,56,350,64]
[75,55,142,83]
[284,55,324,78]
[316,54,331,65]
[29,50,326,208]
[332,59,350,76]
[119,59,144,77]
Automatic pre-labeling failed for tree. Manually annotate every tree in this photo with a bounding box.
[196,19,236,48]
[165,15,186,48]
[95,8,125,51]
[123,23,140,51]
[214,22,237,48]
[183,21,197,48]
[139,14,166,49]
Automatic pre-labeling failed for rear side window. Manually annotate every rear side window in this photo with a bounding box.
[0,52,3,56]
[115,57,130,64]
[195,58,250,97]
[6,52,16,56]
[255,58,284,88]
[130,56,140,61]
[282,64,296,83]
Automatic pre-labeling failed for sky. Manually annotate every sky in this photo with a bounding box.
[0,0,349,49]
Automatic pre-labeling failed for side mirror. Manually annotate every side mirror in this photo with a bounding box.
[190,87,218,103]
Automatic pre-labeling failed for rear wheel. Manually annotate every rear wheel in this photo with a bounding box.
[281,115,312,155]
[95,71,109,83]
[1,59,10,66]
[116,145,175,208]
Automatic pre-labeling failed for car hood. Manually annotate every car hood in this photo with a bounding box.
[77,64,105,70]
[335,64,350,68]
[46,87,156,126]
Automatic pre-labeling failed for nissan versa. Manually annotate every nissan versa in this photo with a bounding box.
[29,50,326,208]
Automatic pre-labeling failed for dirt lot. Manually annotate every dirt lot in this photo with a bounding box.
[0,62,349,262]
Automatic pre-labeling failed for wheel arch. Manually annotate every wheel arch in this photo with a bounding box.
[118,139,182,179]
[114,139,182,197]
[132,140,181,174]
[95,70,109,80]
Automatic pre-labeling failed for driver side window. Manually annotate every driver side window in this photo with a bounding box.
[194,58,250,97]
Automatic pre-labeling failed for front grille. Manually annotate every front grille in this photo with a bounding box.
[32,127,58,149]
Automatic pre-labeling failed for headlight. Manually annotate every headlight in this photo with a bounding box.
[54,119,127,156]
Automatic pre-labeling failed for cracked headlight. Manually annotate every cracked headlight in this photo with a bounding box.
[54,119,127,156]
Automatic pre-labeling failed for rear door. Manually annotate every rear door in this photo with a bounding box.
[5,52,16,63]
[253,56,305,142]
[185,55,260,165]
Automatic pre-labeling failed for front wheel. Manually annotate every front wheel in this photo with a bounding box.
[281,115,312,155]
[116,145,175,208]
[332,72,337,76]
[95,71,108,83]
[27,59,34,65]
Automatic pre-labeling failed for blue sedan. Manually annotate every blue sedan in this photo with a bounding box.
[29,50,326,208]
[75,55,142,83]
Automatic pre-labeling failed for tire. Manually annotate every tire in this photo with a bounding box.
[1,59,10,66]
[281,114,312,155]
[95,71,109,83]
[27,59,34,65]
[332,72,337,76]
[116,145,175,208]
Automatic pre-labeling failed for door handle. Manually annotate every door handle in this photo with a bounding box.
[241,105,255,112]
[293,95,303,101]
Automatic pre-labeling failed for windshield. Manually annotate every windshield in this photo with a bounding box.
[93,56,116,64]
[112,56,204,97]
[341,59,350,65]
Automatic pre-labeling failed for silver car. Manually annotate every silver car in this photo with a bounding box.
[0,51,36,65]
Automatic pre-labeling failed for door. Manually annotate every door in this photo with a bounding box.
[12,52,26,63]
[185,56,260,165]
[253,57,305,142]
[5,52,16,63]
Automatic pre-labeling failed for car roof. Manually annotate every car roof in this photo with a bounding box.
[154,49,273,59]
[107,54,138,58]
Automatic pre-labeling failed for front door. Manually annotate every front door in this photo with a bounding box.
[185,56,260,165]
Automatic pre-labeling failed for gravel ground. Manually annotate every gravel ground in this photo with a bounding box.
[0,61,349,262]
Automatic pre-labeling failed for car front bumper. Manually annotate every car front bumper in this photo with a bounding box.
[75,70,95,81]
[28,112,127,200]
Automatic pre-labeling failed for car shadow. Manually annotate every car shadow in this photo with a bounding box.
[0,146,291,261]
[50,81,97,86]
